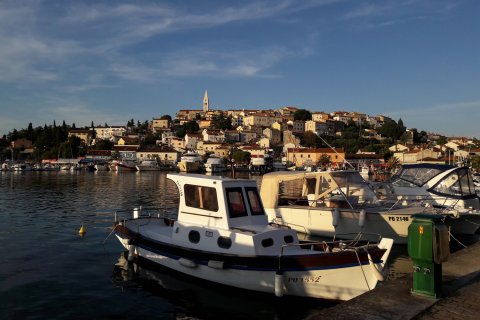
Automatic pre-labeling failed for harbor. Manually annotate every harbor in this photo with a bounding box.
[0,170,479,319]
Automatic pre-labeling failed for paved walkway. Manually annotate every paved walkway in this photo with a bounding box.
[416,275,480,320]
[308,240,480,320]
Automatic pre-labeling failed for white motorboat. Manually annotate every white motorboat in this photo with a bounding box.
[136,159,164,171]
[112,160,137,172]
[114,173,394,301]
[177,151,203,173]
[375,164,480,211]
[259,170,480,244]
[11,163,33,171]
[94,162,109,171]
[204,155,226,173]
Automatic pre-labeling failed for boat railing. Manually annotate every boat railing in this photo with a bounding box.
[114,206,174,223]
[277,232,382,270]
[271,217,308,234]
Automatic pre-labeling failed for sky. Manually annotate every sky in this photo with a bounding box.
[0,0,479,138]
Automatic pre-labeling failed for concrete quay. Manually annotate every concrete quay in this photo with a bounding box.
[308,241,480,320]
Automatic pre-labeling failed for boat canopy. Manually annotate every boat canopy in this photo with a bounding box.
[260,170,379,209]
[391,164,454,187]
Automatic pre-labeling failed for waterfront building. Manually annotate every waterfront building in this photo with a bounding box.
[286,147,346,168]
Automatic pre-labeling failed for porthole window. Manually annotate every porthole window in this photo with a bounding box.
[284,235,294,244]
[188,230,200,244]
[217,236,232,249]
[262,238,274,247]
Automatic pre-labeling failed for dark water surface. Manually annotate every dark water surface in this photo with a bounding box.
[0,171,409,320]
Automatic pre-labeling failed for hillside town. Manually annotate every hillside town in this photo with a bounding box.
[1,91,480,174]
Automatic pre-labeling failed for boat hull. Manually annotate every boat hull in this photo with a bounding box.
[266,206,480,244]
[115,223,389,301]
[266,206,426,244]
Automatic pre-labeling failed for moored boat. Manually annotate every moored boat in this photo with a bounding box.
[112,160,137,172]
[114,173,394,301]
[136,159,163,171]
[177,151,203,173]
[259,170,480,244]
[204,154,226,173]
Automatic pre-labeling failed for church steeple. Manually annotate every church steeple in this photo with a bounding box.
[203,90,209,112]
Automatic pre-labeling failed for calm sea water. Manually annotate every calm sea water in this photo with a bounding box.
[0,171,410,320]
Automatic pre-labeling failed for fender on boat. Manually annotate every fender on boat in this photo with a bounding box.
[179,258,197,268]
[332,208,340,227]
[275,271,284,297]
[358,209,366,227]
[128,244,136,262]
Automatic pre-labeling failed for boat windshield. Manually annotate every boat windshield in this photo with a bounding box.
[430,167,477,198]
[391,167,444,187]
[330,172,379,206]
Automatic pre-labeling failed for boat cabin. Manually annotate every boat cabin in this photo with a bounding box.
[260,171,380,210]
[167,173,298,255]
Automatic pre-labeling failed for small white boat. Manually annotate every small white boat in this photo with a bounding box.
[112,160,137,172]
[11,163,33,171]
[114,173,394,301]
[204,155,226,173]
[91,163,108,171]
[177,151,203,173]
[136,159,163,171]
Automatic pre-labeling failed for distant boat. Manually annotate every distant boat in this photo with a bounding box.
[136,159,163,172]
[204,155,226,173]
[94,162,109,171]
[112,160,137,172]
[177,151,203,173]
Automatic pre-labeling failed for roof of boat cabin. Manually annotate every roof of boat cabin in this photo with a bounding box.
[166,173,256,187]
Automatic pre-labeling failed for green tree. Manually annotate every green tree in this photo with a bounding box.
[185,120,199,133]
[436,136,447,145]
[302,131,320,147]
[232,150,251,165]
[160,115,172,121]
[94,139,114,150]
[211,114,232,130]
[378,119,403,141]
[318,154,331,167]
[293,109,312,121]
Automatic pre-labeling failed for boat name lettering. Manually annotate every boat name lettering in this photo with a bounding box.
[287,276,322,283]
[176,180,183,196]
[388,216,409,222]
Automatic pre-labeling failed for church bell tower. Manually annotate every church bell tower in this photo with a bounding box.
[203,90,209,112]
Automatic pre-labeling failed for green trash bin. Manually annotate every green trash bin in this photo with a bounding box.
[407,214,450,298]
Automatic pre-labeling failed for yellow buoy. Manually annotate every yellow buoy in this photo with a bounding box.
[79,225,86,236]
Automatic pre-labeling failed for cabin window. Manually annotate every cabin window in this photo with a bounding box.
[188,230,201,244]
[226,187,248,218]
[184,184,219,211]
[217,236,232,249]
[262,238,274,247]
[245,187,265,216]
[284,235,294,244]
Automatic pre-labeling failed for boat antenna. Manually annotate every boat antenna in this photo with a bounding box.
[318,135,355,169]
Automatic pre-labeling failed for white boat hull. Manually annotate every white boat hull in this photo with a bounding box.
[116,235,390,301]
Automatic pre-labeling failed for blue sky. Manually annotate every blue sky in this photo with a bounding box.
[1,0,479,138]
